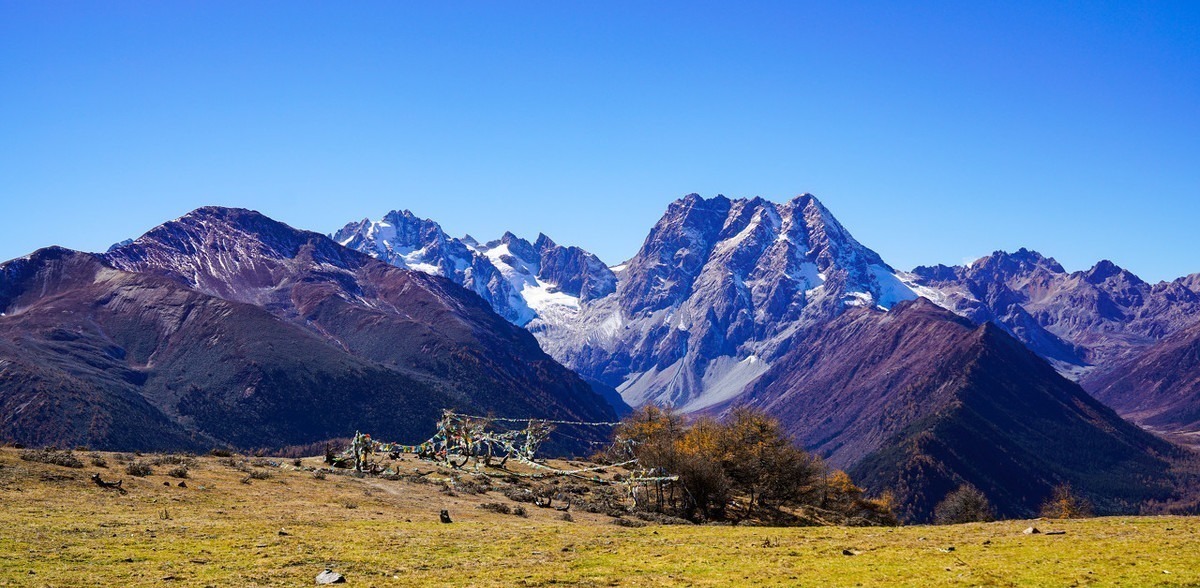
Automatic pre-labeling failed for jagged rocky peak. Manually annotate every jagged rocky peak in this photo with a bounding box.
[534,235,617,302]
[333,207,617,325]
[1083,259,1145,287]
[331,207,531,324]
[533,233,556,255]
[496,231,539,265]
[534,192,923,413]
[966,248,1066,281]
[908,242,1200,378]
[105,206,364,299]
[616,193,735,314]
[617,192,913,319]
[910,263,962,283]
[789,193,889,271]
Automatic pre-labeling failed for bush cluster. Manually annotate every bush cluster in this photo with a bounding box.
[20,448,85,469]
[126,462,153,477]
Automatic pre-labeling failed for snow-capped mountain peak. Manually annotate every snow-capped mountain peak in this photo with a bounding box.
[333,209,616,326]
[530,193,922,411]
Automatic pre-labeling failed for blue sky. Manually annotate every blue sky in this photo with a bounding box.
[2,2,1197,281]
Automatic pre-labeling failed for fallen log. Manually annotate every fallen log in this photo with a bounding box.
[91,473,127,495]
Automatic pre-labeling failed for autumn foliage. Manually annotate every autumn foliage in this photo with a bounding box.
[612,406,896,525]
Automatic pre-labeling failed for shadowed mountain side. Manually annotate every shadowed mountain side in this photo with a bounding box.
[728,298,1183,522]
[1085,319,1200,437]
[0,247,453,451]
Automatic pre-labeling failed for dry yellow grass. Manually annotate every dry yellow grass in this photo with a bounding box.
[1,447,1198,587]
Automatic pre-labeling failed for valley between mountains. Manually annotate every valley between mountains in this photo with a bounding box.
[4,193,1200,522]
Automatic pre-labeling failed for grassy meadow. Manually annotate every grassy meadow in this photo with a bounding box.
[1,447,1197,587]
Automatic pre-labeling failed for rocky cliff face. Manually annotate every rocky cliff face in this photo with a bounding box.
[529,194,925,411]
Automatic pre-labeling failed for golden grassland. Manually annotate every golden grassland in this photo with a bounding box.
[1,448,1198,587]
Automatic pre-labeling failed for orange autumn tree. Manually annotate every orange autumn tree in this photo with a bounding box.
[614,405,894,525]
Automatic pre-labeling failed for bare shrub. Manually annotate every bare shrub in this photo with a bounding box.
[167,466,190,479]
[611,517,646,528]
[934,484,994,524]
[21,448,84,469]
[150,454,196,467]
[502,487,536,504]
[126,462,153,477]
[478,502,512,515]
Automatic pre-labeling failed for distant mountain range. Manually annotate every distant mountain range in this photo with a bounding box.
[3,194,1199,521]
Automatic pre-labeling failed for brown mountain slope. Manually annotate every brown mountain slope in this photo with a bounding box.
[727,298,1184,521]
[0,247,455,451]
[1084,320,1200,438]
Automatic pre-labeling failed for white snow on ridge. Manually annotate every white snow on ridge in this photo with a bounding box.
[521,282,581,312]
[869,265,920,310]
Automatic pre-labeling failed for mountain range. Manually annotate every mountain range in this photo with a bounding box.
[337,195,1200,441]
[3,194,1199,521]
[0,208,617,453]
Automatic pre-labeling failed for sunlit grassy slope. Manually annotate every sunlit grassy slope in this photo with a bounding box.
[1,447,1198,587]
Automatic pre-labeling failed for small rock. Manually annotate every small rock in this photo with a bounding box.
[1023,527,1040,535]
[177,481,187,488]
[439,510,452,524]
[945,546,955,552]
[163,482,170,487]
[842,549,859,556]
[315,569,345,584]
[982,540,992,545]
[278,529,290,536]
[1044,530,1066,536]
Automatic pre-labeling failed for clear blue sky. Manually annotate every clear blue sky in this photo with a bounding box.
[2,2,1197,281]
